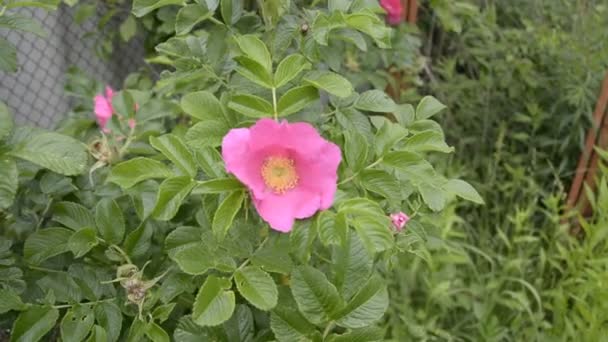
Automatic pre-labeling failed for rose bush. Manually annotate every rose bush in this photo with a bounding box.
[0,0,483,340]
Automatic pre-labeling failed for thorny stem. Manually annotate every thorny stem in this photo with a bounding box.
[271,87,278,121]
[338,157,385,185]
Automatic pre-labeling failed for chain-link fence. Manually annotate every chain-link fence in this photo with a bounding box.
[0,4,144,128]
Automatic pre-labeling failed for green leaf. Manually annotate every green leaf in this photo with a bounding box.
[176,4,211,35]
[381,151,422,169]
[172,242,216,275]
[146,322,170,342]
[52,201,95,230]
[416,96,446,120]
[329,0,351,12]
[339,198,393,254]
[86,326,108,342]
[119,15,137,42]
[24,228,72,265]
[127,318,147,342]
[327,326,386,342]
[152,177,196,221]
[344,130,368,172]
[111,90,136,118]
[95,198,125,244]
[332,231,372,301]
[181,91,227,123]
[192,178,244,194]
[373,119,408,155]
[10,306,59,342]
[235,34,272,72]
[354,90,396,112]
[192,276,236,326]
[235,56,274,88]
[0,101,14,140]
[74,4,96,24]
[150,134,197,178]
[0,288,26,314]
[212,191,245,240]
[291,265,344,324]
[0,158,18,209]
[335,275,388,329]
[277,86,319,117]
[289,221,317,263]
[108,157,174,189]
[152,303,176,323]
[0,38,17,72]
[234,266,278,311]
[251,235,294,274]
[418,182,447,212]
[185,120,230,148]
[315,211,340,246]
[94,302,122,342]
[345,12,391,48]
[228,94,274,118]
[311,12,345,45]
[445,179,484,204]
[200,0,220,11]
[194,146,225,178]
[303,71,353,98]
[8,130,87,175]
[359,169,400,202]
[68,227,98,258]
[221,0,242,25]
[0,14,47,37]
[224,304,254,342]
[60,307,95,342]
[132,0,184,17]
[37,273,82,303]
[406,130,454,153]
[270,287,317,342]
[274,54,311,88]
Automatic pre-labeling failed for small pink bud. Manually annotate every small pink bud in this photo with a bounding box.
[390,212,410,232]
[128,118,136,129]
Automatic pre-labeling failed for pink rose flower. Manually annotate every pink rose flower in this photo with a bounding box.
[221,119,341,232]
[380,0,404,25]
[390,212,410,232]
[94,86,114,130]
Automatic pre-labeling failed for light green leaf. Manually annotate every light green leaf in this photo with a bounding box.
[60,307,95,342]
[235,34,272,72]
[95,198,125,244]
[107,157,174,189]
[8,130,87,175]
[277,85,319,117]
[221,0,242,25]
[192,178,244,194]
[445,179,484,204]
[359,169,400,202]
[10,306,59,342]
[181,91,227,123]
[304,71,353,98]
[172,242,216,275]
[335,275,388,329]
[152,176,196,221]
[132,0,184,17]
[0,101,14,140]
[344,130,368,172]
[111,90,136,118]
[419,182,448,212]
[234,266,278,311]
[416,96,446,120]
[406,130,454,153]
[0,288,26,314]
[119,15,137,42]
[329,0,351,12]
[24,228,72,265]
[373,119,408,155]
[146,322,170,342]
[327,326,386,342]
[192,276,235,326]
[150,134,197,178]
[315,211,340,246]
[0,14,47,37]
[200,0,220,11]
[274,54,311,88]
[235,56,274,88]
[381,151,422,169]
[176,4,211,35]
[74,4,96,24]
[0,38,17,72]
[52,201,95,230]
[68,227,98,258]
[212,191,245,240]
[345,12,391,48]
[0,158,18,209]
[270,287,317,342]
[311,12,345,45]
[354,90,396,113]
[152,303,176,323]
[228,94,274,118]
[185,120,230,148]
[86,326,108,342]
[332,231,372,301]
[251,236,294,274]
[291,265,344,324]
[94,302,122,342]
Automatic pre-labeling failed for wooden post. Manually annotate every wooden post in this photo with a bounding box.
[566,71,608,224]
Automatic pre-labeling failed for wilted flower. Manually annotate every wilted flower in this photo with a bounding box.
[222,119,341,232]
[380,0,404,25]
[390,212,410,232]
[94,86,114,131]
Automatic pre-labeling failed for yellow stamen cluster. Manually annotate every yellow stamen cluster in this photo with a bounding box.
[261,156,299,194]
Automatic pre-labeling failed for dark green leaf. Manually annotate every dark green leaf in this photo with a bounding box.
[52,201,95,231]
[185,120,230,148]
[0,158,18,209]
[0,101,14,140]
[277,85,319,117]
[0,288,26,314]
[192,276,235,326]
[335,275,388,328]
[146,322,170,342]
[108,157,174,189]
[68,227,98,258]
[270,287,317,342]
[152,176,196,221]
[212,191,245,240]
[344,130,368,172]
[24,228,72,264]
[234,266,278,311]
[176,4,211,35]
[60,307,95,342]
[221,0,243,25]
[150,134,197,178]
[274,54,311,88]
[95,198,125,244]
[94,302,122,342]
[192,178,244,194]
[228,94,274,118]
[181,91,227,123]
[10,306,59,342]
[332,231,372,301]
[132,0,184,17]
[290,265,344,324]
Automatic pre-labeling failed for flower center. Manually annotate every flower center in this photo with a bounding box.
[261,156,298,194]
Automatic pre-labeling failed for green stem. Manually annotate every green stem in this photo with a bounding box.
[322,321,336,339]
[230,236,269,280]
[271,87,278,121]
[338,157,384,185]
[29,265,64,274]
[52,298,116,309]
[118,124,136,158]
[35,198,53,231]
